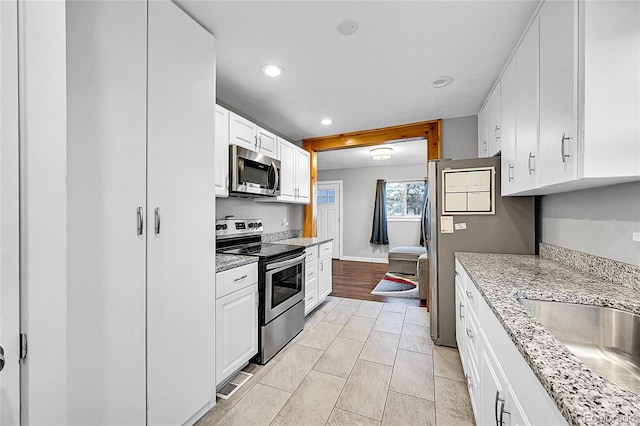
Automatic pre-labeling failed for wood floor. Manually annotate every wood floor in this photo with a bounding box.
[330,259,424,307]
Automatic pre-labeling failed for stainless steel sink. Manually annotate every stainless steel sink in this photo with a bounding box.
[519,299,640,395]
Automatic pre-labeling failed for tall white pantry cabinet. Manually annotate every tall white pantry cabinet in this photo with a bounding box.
[66,1,215,425]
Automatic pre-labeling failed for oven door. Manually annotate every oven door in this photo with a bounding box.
[264,253,305,323]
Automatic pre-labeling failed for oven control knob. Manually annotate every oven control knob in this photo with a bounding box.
[222,224,227,230]
[248,223,254,228]
[257,222,262,228]
[216,224,222,231]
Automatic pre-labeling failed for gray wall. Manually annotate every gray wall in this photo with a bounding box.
[442,115,478,160]
[540,181,640,266]
[216,197,304,234]
[318,164,426,261]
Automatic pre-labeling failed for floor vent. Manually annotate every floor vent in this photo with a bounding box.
[216,371,253,400]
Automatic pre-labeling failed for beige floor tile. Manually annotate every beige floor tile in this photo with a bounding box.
[359,331,400,366]
[399,323,433,355]
[404,305,430,326]
[322,305,358,325]
[338,316,375,342]
[339,297,364,308]
[433,346,465,381]
[259,345,324,392]
[318,297,341,314]
[335,360,393,421]
[216,383,291,426]
[381,391,436,426]
[373,311,405,334]
[195,406,227,426]
[304,308,327,330]
[326,408,381,426]
[271,370,346,426]
[434,376,474,425]
[353,300,384,319]
[389,349,434,401]
[314,337,364,378]
[296,321,343,350]
[214,361,279,411]
[382,303,407,314]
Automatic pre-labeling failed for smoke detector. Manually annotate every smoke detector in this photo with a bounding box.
[337,19,359,36]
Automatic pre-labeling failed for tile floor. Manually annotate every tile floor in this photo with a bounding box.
[197,296,475,426]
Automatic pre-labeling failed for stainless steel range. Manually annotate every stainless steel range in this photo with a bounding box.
[216,218,305,364]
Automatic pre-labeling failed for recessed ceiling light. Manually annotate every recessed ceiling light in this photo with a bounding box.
[370,147,393,161]
[337,19,359,36]
[260,64,284,78]
[321,118,333,125]
[431,76,453,88]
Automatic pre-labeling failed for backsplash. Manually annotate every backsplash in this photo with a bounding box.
[262,230,302,242]
[540,243,640,291]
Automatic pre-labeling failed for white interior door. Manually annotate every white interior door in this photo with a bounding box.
[317,181,342,259]
[0,1,21,423]
[146,2,216,424]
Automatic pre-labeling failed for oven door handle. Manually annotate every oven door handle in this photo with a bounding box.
[266,253,306,271]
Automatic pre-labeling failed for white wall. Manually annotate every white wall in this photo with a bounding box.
[318,164,426,261]
[19,2,68,424]
[216,197,304,234]
[540,181,640,266]
[442,115,478,160]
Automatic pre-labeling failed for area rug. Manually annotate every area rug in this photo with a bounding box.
[371,272,419,299]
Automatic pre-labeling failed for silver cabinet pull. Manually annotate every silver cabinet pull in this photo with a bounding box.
[499,399,510,426]
[233,274,248,282]
[465,374,473,389]
[0,346,5,372]
[483,139,488,152]
[561,132,571,163]
[154,207,161,235]
[137,207,144,235]
[495,391,501,426]
[254,135,258,147]
[508,164,514,182]
[459,301,464,320]
[495,125,501,140]
[466,328,474,339]
[528,152,536,175]
[466,290,473,300]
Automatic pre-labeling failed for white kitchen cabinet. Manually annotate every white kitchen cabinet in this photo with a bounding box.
[215,264,259,386]
[65,2,215,425]
[215,104,230,197]
[477,106,489,158]
[229,111,279,159]
[500,58,517,195]
[455,259,567,426]
[304,246,319,315]
[486,83,501,157]
[263,138,310,204]
[295,147,311,203]
[318,242,333,300]
[278,139,296,200]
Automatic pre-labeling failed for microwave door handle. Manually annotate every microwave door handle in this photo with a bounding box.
[266,253,306,271]
[271,161,279,194]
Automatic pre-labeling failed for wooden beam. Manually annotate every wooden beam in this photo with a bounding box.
[302,120,442,237]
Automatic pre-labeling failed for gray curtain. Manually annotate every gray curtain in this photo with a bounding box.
[370,179,389,245]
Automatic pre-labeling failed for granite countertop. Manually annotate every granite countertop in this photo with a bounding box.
[216,253,258,273]
[271,237,333,248]
[455,252,640,425]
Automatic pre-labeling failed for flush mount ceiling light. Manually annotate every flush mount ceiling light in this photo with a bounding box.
[321,118,333,125]
[370,147,393,161]
[336,19,359,36]
[431,76,453,88]
[260,64,284,78]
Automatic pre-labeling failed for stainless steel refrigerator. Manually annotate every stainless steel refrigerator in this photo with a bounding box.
[424,156,535,347]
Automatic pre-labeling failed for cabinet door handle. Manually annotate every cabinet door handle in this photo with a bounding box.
[495,125,501,140]
[508,164,514,182]
[499,399,510,426]
[466,290,473,300]
[0,346,5,372]
[233,274,248,282]
[483,139,488,151]
[459,301,464,320]
[258,136,262,149]
[154,207,161,235]
[495,391,501,426]
[528,152,536,175]
[465,374,473,389]
[561,132,571,163]
[137,207,144,235]
[466,328,474,339]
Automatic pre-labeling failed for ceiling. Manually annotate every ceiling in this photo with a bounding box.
[177,1,539,142]
[317,139,426,171]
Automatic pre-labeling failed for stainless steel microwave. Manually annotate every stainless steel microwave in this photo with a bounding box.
[229,144,281,197]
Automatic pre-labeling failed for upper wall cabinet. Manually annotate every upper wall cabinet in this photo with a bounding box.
[215,104,229,197]
[229,111,279,159]
[477,84,501,158]
[260,138,310,204]
[477,106,489,158]
[489,0,640,196]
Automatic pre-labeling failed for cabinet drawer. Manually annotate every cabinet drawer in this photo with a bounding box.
[305,276,318,297]
[464,277,481,318]
[216,263,258,299]
[305,246,318,260]
[306,260,318,280]
[465,309,480,367]
[319,242,332,257]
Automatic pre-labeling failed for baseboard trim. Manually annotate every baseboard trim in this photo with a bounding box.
[340,256,388,264]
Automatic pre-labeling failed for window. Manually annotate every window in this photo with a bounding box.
[385,181,426,219]
[317,189,335,205]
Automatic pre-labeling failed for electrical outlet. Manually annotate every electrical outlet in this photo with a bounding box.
[633,232,640,242]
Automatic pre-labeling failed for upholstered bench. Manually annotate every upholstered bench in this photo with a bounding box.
[387,246,427,276]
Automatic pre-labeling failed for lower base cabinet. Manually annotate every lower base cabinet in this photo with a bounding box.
[305,242,333,315]
[455,259,567,426]
[215,264,259,386]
